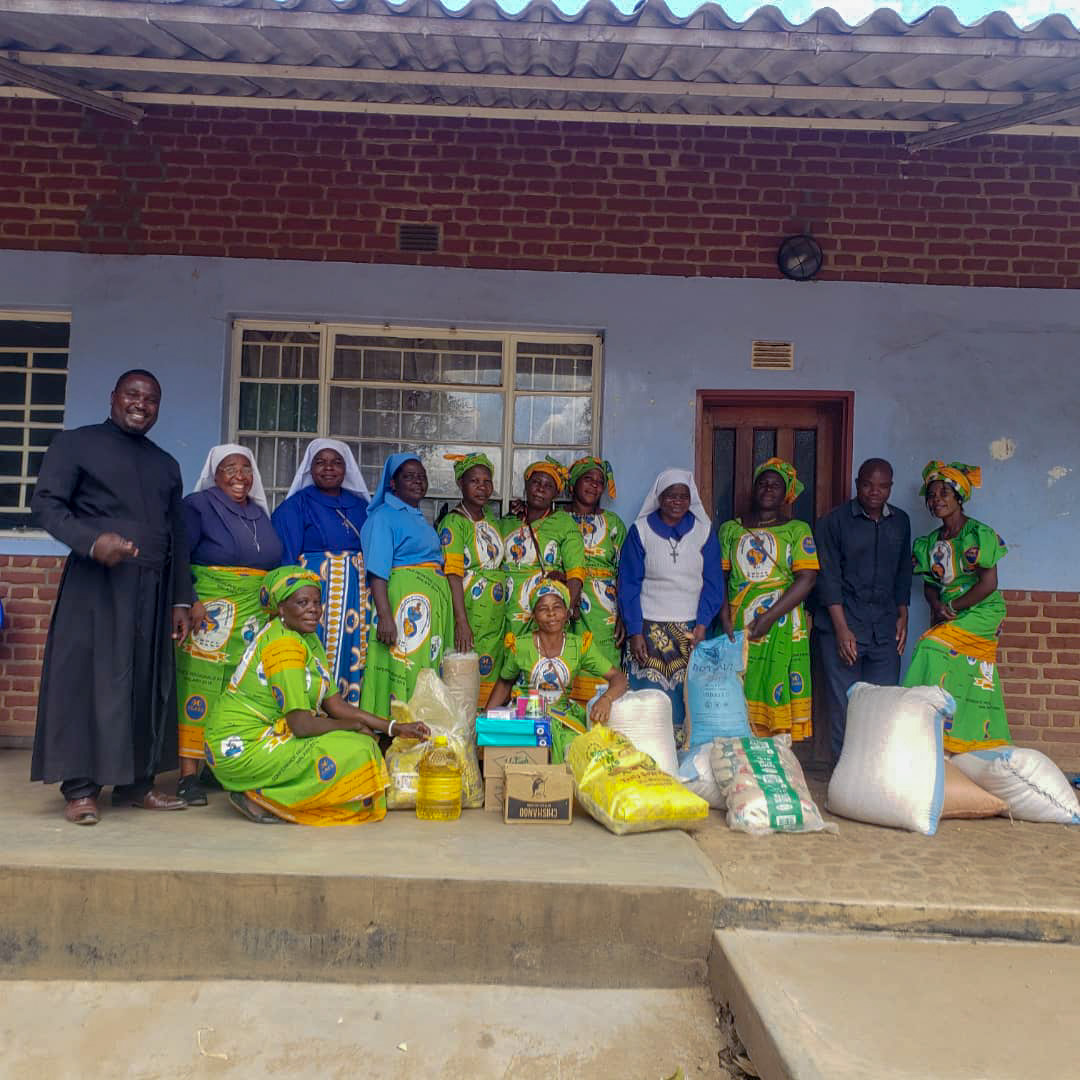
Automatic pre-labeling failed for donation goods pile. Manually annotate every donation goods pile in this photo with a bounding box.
[565,725,709,835]
[709,734,835,835]
[385,669,483,810]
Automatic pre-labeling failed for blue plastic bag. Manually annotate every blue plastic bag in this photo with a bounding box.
[684,632,750,747]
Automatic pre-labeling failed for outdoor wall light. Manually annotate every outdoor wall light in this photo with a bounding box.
[777,235,824,281]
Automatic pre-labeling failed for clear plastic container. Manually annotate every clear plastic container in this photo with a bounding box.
[416,735,463,821]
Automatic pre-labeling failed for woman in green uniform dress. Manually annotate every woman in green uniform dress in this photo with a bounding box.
[499,458,586,635]
[718,458,818,741]
[359,453,454,720]
[205,566,429,825]
[567,456,627,708]
[903,461,1011,754]
[488,580,627,764]
[440,452,506,709]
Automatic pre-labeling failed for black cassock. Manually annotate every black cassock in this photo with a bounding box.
[31,420,193,787]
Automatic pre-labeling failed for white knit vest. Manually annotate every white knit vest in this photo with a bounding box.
[638,514,710,623]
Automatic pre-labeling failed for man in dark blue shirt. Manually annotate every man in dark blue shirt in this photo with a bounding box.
[814,459,912,760]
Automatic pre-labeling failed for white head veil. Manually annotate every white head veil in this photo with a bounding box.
[194,443,270,514]
[285,438,371,501]
[635,468,709,524]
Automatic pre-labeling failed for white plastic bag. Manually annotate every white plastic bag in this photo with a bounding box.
[952,746,1080,824]
[827,682,952,835]
[684,633,750,748]
[608,688,679,777]
[386,669,483,809]
[676,744,725,810]
[709,734,834,835]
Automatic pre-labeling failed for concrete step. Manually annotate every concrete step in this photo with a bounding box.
[710,928,1080,1080]
[0,754,721,988]
[0,980,727,1079]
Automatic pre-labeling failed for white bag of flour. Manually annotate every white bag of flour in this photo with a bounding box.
[676,743,726,810]
[951,746,1080,824]
[827,682,953,836]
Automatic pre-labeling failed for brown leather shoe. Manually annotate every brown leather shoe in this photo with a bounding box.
[125,788,188,811]
[64,796,99,825]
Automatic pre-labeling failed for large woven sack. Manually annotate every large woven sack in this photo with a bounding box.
[951,746,1080,824]
[827,682,953,835]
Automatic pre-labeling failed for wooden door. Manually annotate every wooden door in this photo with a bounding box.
[695,390,854,767]
[696,392,853,529]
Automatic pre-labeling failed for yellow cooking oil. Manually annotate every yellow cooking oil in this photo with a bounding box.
[416,735,462,821]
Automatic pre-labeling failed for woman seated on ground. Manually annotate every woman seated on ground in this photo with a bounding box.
[175,443,283,806]
[487,580,627,763]
[272,439,371,705]
[617,468,725,744]
[718,458,818,741]
[567,456,627,710]
[439,452,506,709]
[903,461,1011,754]
[360,453,453,719]
[205,566,429,825]
[500,458,586,636]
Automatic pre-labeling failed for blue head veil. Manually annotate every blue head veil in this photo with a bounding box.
[368,452,422,511]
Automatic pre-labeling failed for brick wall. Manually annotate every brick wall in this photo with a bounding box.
[2,571,1077,767]
[0,555,61,744]
[1,98,1079,287]
[999,590,1080,772]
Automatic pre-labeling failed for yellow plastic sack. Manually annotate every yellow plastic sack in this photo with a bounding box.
[566,725,709,835]
[385,672,483,809]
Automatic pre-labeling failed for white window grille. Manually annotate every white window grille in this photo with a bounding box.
[0,312,70,528]
[228,321,603,515]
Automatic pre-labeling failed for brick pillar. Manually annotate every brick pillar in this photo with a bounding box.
[998,590,1080,772]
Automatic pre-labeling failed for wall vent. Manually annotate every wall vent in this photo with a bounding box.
[398,224,440,252]
[751,340,795,370]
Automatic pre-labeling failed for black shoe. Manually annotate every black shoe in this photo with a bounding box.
[177,774,208,806]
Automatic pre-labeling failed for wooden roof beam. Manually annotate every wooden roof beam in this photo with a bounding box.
[0,54,143,121]
[907,85,1080,149]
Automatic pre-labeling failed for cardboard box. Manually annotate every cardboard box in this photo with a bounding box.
[503,764,573,825]
[483,775,504,812]
[482,744,550,779]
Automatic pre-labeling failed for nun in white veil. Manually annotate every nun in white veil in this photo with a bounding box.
[615,468,726,740]
[271,439,372,706]
[176,443,283,804]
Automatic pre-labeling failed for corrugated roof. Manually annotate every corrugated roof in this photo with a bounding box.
[1,0,1079,137]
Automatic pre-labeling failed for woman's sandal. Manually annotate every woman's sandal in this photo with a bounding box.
[228,791,286,825]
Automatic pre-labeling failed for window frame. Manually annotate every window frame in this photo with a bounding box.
[227,319,604,513]
[0,309,71,535]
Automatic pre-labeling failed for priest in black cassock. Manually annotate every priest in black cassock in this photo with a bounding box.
[31,370,193,824]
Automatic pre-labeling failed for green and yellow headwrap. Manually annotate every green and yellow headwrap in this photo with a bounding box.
[524,456,569,494]
[529,578,571,611]
[261,565,323,609]
[753,457,803,505]
[444,451,495,484]
[919,460,982,502]
[569,456,616,499]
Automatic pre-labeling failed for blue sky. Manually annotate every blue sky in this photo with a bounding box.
[475,0,1078,29]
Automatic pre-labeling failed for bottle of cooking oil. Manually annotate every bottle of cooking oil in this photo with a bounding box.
[416,735,462,821]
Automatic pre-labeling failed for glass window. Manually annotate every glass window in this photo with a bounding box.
[0,316,70,528]
[232,324,601,512]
